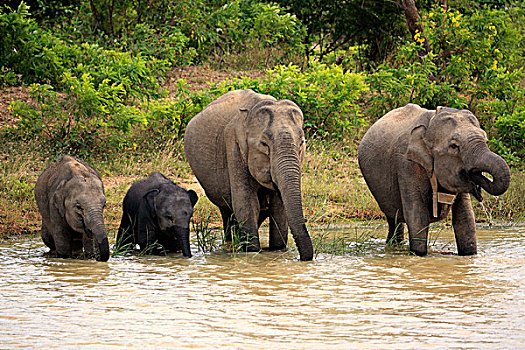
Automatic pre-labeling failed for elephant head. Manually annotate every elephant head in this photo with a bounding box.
[235,99,313,260]
[55,175,110,262]
[145,184,198,258]
[407,107,511,201]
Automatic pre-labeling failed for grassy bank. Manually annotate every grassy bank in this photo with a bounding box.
[1,135,524,244]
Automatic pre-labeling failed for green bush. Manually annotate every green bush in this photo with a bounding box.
[367,6,525,164]
[190,0,306,67]
[64,43,168,101]
[0,2,63,85]
[8,73,147,156]
[119,24,197,67]
[210,60,369,138]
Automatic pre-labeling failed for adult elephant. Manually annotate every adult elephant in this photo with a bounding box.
[184,89,313,261]
[358,104,511,256]
[35,155,110,261]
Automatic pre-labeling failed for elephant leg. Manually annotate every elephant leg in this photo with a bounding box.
[54,229,73,258]
[116,213,134,249]
[386,216,404,245]
[138,222,158,253]
[399,191,430,256]
[452,193,477,255]
[231,193,261,252]
[268,192,288,250]
[82,233,94,257]
[399,166,430,256]
[40,223,55,251]
[220,207,234,243]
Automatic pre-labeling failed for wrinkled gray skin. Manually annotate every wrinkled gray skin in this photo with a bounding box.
[116,172,198,257]
[358,104,511,256]
[184,89,313,261]
[34,155,110,261]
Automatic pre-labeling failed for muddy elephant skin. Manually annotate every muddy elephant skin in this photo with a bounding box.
[34,155,110,261]
[184,89,313,261]
[116,172,198,257]
[358,104,511,256]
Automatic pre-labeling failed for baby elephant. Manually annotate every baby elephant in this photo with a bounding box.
[116,172,198,257]
[34,155,110,261]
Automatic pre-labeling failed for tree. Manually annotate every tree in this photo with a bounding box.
[401,0,431,56]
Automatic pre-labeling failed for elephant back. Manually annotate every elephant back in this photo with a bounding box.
[184,89,276,207]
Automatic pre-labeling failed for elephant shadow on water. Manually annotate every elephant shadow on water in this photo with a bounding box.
[358,104,511,257]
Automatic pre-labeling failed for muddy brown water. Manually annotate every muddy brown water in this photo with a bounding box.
[0,225,524,349]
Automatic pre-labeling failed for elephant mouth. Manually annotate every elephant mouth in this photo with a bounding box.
[468,170,488,202]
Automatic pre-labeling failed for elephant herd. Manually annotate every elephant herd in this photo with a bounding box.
[34,89,511,262]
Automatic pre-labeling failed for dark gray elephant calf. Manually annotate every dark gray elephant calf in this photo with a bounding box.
[116,172,198,257]
[34,155,110,261]
[358,104,511,256]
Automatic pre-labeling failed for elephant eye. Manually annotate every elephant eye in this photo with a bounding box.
[260,141,270,154]
[449,143,459,152]
[75,203,82,210]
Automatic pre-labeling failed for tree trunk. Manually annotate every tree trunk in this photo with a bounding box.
[401,0,431,56]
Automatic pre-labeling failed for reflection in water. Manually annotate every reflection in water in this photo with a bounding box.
[0,227,523,349]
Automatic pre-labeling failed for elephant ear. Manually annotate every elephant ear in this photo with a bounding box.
[406,124,433,175]
[187,189,198,208]
[235,108,250,161]
[52,177,72,218]
[144,189,159,218]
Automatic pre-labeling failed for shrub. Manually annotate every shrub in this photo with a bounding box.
[210,61,369,138]
[367,6,525,164]
[0,2,64,85]
[118,24,197,67]
[190,0,306,67]
[8,73,146,156]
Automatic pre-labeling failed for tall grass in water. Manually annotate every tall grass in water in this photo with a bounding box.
[311,223,385,258]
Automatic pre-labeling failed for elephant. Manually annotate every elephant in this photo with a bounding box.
[34,155,110,261]
[358,104,511,256]
[184,89,313,261]
[116,172,198,257]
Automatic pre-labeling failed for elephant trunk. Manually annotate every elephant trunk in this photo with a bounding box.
[175,226,192,258]
[273,138,313,261]
[468,147,511,197]
[86,209,110,262]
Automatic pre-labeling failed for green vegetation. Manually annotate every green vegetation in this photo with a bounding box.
[1,1,524,255]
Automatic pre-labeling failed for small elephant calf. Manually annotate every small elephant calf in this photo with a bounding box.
[34,155,110,261]
[116,172,198,257]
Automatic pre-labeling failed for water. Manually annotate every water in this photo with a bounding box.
[1,225,524,349]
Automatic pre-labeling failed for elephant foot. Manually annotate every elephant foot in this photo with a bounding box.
[43,250,58,258]
[243,242,261,253]
[267,244,287,251]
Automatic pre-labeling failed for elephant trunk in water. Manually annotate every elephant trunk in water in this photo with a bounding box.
[272,135,313,261]
[87,209,110,262]
[175,226,192,258]
[467,146,511,197]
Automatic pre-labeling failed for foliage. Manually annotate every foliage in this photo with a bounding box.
[192,0,306,68]
[0,2,63,85]
[118,24,197,67]
[210,61,369,137]
[7,73,147,156]
[367,6,525,164]
[269,0,421,64]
